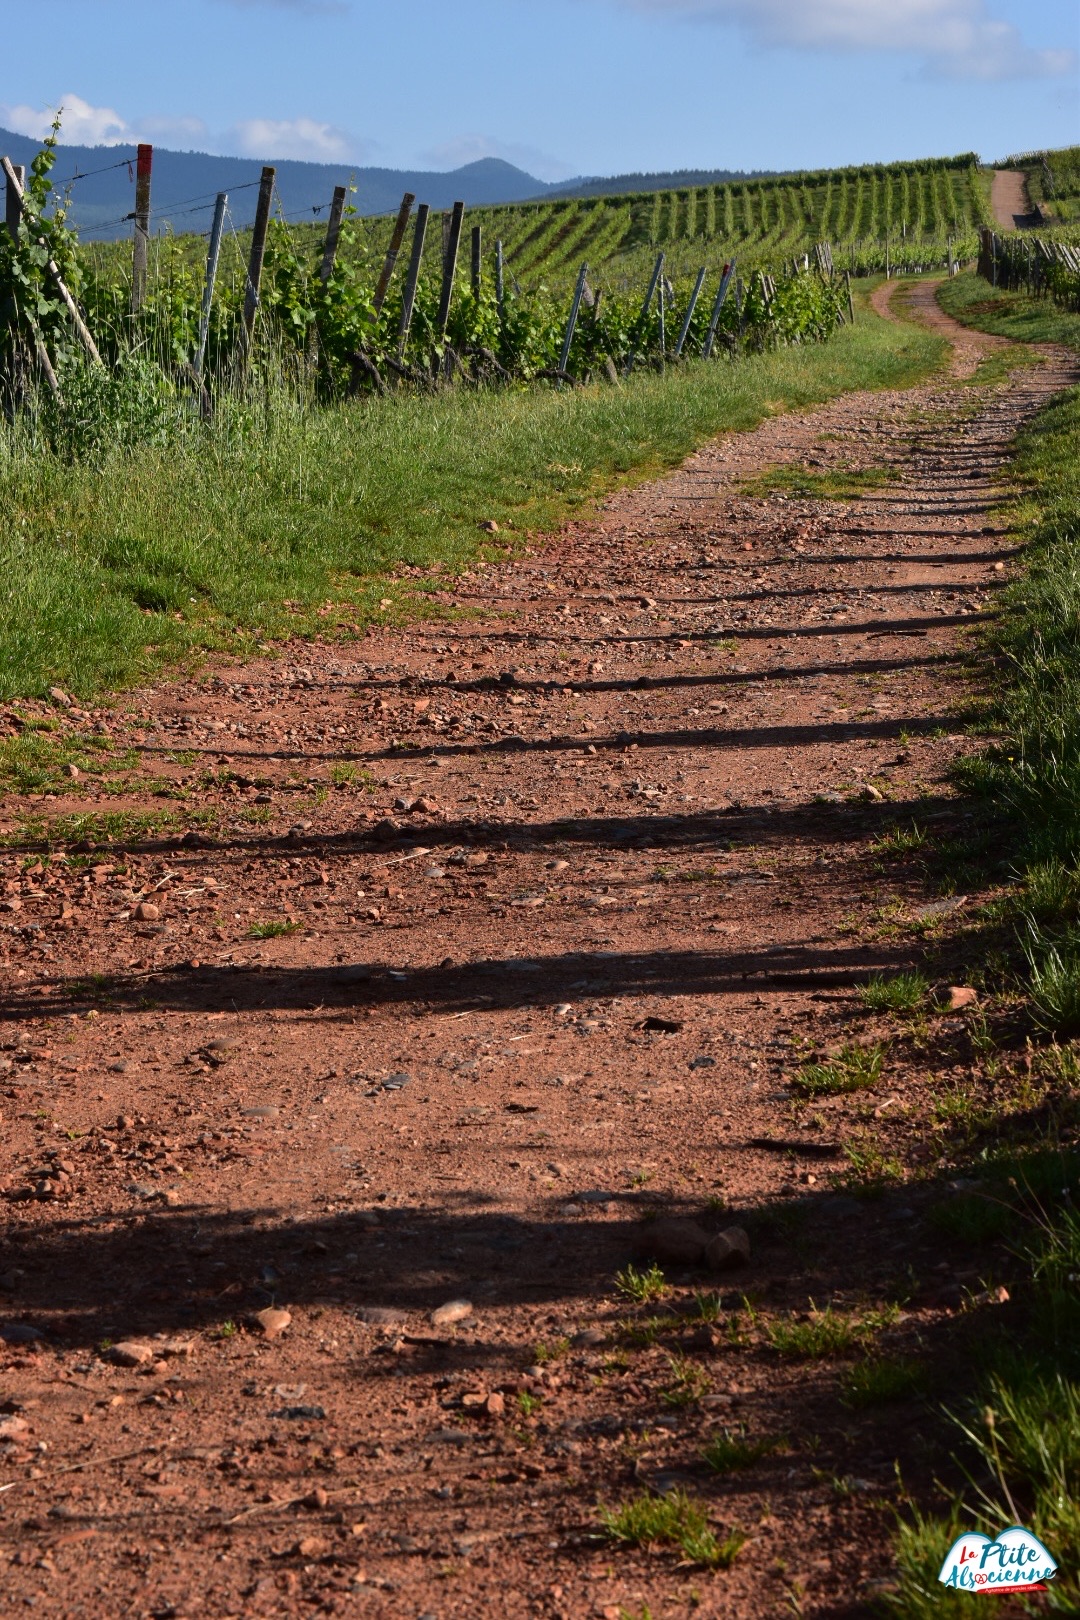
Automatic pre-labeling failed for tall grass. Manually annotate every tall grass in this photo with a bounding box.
[0,298,943,700]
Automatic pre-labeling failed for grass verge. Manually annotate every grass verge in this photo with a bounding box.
[937,270,1080,348]
[882,275,1080,1615]
[0,296,943,702]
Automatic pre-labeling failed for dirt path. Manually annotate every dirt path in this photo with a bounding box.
[0,288,1076,1619]
[991,168,1037,230]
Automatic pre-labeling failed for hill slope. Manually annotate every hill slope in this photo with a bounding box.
[0,128,553,235]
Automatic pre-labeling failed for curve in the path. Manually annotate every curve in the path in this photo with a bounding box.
[871,275,1008,377]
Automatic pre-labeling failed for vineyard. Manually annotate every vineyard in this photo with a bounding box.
[1,126,852,441]
[475,153,995,288]
[2,131,1078,450]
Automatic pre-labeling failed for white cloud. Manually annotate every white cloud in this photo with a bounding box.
[421,133,572,182]
[224,116,354,162]
[0,94,366,164]
[608,0,1075,79]
[0,92,132,146]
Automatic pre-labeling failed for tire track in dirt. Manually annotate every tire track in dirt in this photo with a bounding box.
[0,286,1076,1618]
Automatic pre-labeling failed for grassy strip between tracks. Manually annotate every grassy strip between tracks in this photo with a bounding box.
[0,286,942,704]
[882,281,1080,1615]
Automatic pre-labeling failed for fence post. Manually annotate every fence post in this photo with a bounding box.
[674,266,706,357]
[495,238,505,327]
[845,270,855,325]
[320,185,348,283]
[131,143,152,314]
[5,161,24,242]
[436,200,465,339]
[194,192,228,381]
[657,274,666,362]
[702,261,735,358]
[625,251,664,373]
[372,192,416,316]
[241,165,276,358]
[558,261,589,379]
[471,225,482,299]
[397,202,429,359]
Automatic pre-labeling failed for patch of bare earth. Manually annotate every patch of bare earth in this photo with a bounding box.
[0,286,1076,1619]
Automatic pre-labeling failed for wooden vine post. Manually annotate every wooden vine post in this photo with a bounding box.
[558,261,589,379]
[131,143,153,314]
[495,238,506,328]
[471,225,483,299]
[194,192,228,381]
[319,186,348,283]
[674,266,706,357]
[397,202,429,359]
[845,270,855,325]
[5,161,24,242]
[624,251,664,374]
[372,192,416,315]
[702,261,735,358]
[241,165,276,361]
[436,200,465,339]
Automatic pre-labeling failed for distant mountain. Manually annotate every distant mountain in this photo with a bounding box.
[0,129,555,238]
[549,167,781,198]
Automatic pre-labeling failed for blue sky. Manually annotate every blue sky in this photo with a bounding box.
[1,0,1076,178]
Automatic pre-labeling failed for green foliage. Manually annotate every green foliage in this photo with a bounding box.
[598,1489,745,1568]
[701,1427,779,1472]
[791,1041,885,1096]
[660,1352,711,1408]
[247,918,303,939]
[765,1302,896,1359]
[861,973,929,1013]
[0,259,944,702]
[842,1355,928,1407]
[615,1262,667,1304]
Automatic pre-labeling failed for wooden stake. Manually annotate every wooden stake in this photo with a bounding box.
[436,201,465,338]
[397,202,429,359]
[558,261,589,379]
[625,251,664,373]
[702,261,735,358]
[241,165,276,355]
[495,238,505,327]
[674,266,706,357]
[372,192,416,316]
[1,156,103,367]
[845,270,855,325]
[320,185,348,283]
[470,225,482,299]
[194,192,228,380]
[5,160,24,242]
[131,143,152,314]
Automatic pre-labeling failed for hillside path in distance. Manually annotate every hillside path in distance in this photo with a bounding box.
[0,282,1076,1619]
[991,167,1037,230]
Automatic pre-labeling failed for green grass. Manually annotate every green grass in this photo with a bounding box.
[791,1041,885,1097]
[598,1489,745,1569]
[765,1303,898,1359]
[937,270,1080,349]
[842,1355,928,1407]
[247,918,303,939]
[660,1353,711,1408]
[0,304,945,703]
[886,1176,1080,1620]
[701,1427,780,1473]
[737,463,900,501]
[615,1262,668,1304]
[860,972,929,1014]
